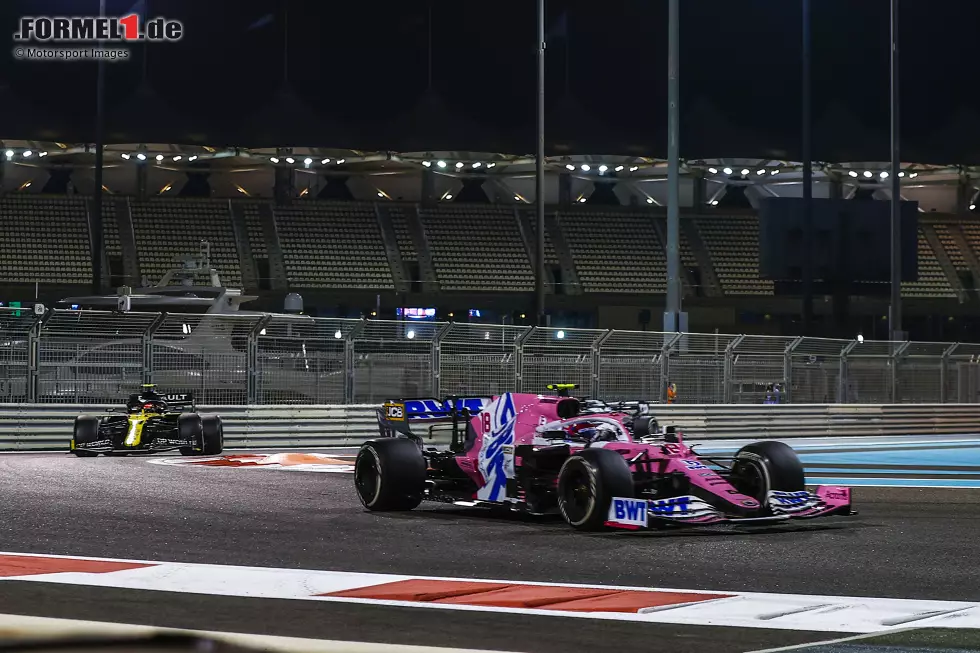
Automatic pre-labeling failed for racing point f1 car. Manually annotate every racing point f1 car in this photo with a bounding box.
[70,384,224,457]
[354,385,854,531]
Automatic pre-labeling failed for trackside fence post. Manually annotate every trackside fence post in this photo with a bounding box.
[432,322,453,398]
[889,341,910,403]
[592,330,613,393]
[839,340,858,403]
[661,333,681,402]
[142,313,166,386]
[344,320,365,404]
[940,343,959,404]
[783,337,803,404]
[515,327,536,393]
[27,312,46,403]
[722,334,745,403]
[246,315,272,404]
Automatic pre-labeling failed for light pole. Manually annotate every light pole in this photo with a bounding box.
[535,0,546,326]
[889,0,903,341]
[664,0,684,333]
[801,0,813,336]
[92,0,106,293]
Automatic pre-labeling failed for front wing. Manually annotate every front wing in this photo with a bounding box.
[71,420,193,454]
[604,486,854,530]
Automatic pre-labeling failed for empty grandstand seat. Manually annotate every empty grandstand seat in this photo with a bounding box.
[130,198,243,287]
[901,226,956,298]
[559,209,665,293]
[238,200,267,258]
[419,205,533,291]
[0,195,91,284]
[275,201,394,289]
[693,215,773,296]
[517,209,559,266]
[388,204,417,263]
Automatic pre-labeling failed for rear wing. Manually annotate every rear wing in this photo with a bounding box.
[378,396,488,451]
[162,393,195,412]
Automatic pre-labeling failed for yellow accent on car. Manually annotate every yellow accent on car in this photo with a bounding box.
[124,411,161,447]
[383,402,406,421]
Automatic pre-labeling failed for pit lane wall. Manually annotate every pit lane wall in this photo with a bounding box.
[0,403,978,451]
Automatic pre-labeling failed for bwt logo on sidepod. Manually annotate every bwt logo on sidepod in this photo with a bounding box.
[476,393,516,502]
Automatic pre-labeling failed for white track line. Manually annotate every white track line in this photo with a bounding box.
[2,551,980,634]
[0,613,511,653]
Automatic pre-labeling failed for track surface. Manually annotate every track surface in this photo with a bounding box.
[2,452,980,652]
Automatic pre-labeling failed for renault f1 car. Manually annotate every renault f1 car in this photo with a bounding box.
[70,385,224,457]
[355,384,854,531]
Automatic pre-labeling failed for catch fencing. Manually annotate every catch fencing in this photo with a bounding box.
[1,307,980,406]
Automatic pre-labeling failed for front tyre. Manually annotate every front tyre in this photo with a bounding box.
[71,416,100,458]
[354,439,426,511]
[557,448,634,531]
[731,441,805,505]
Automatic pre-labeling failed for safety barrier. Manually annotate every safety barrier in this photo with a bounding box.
[6,306,980,407]
[0,404,381,451]
[0,403,978,451]
[652,404,980,439]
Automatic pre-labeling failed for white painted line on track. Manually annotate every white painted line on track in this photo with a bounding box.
[2,551,980,634]
[0,613,512,652]
[744,627,920,653]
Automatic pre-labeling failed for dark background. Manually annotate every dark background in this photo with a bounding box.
[0,0,978,161]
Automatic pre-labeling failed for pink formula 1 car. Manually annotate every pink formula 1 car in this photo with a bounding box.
[354,385,854,531]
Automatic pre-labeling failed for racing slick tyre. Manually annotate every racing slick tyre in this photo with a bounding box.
[557,448,634,531]
[731,441,805,508]
[178,413,204,456]
[200,415,224,455]
[355,438,426,511]
[71,416,100,457]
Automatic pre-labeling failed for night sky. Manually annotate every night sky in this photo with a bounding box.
[0,0,977,161]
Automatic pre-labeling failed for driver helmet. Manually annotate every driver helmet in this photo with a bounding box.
[590,422,620,442]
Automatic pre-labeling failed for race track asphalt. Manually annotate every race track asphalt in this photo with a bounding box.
[1,452,978,652]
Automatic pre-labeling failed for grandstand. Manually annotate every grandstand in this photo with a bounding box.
[131,198,243,288]
[0,196,91,284]
[559,208,666,294]
[274,201,394,290]
[0,140,975,339]
[3,194,978,305]
[418,205,533,292]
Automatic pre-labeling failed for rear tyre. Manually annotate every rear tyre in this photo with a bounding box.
[178,413,203,456]
[557,448,634,531]
[200,415,224,455]
[71,416,100,458]
[731,441,805,505]
[355,439,426,511]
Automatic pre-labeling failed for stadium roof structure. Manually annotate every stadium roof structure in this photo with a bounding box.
[2,133,978,213]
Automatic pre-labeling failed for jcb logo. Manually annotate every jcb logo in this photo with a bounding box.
[384,403,406,420]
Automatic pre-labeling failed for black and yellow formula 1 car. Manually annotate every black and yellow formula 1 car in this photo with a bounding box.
[70,384,224,457]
